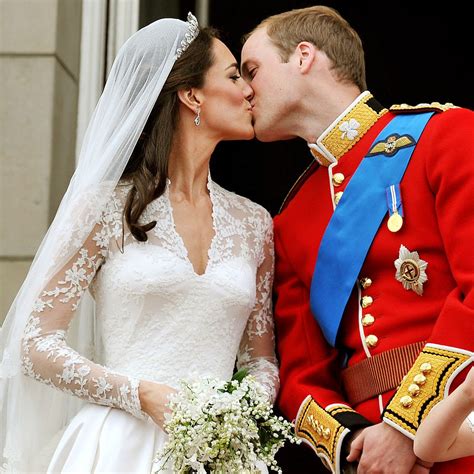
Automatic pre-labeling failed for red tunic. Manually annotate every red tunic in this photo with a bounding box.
[273,104,474,472]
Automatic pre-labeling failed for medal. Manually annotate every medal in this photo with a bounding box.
[386,184,404,232]
[388,212,403,232]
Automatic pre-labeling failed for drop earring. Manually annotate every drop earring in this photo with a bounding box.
[194,108,201,126]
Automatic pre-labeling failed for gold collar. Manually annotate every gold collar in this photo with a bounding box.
[308,91,387,167]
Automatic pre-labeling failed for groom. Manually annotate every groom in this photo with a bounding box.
[241,6,474,474]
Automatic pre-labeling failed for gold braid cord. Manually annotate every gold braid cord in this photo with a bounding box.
[389,101,458,114]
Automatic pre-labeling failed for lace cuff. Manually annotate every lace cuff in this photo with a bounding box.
[237,356,279,404]
[124,377,146,419]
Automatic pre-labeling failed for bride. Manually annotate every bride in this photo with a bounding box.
[0,13,278,472]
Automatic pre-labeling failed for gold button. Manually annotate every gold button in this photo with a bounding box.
[332,173,345,187]
[365,334,378,348]
[323,427,331,440]
[334,191,344,205]
[420,363,432,375]
[413,374,427,386]
[400,395,413,408]
[361,296,373,308]
[362,314,375,326]
[360,277,372,289]
[408,384,421,397]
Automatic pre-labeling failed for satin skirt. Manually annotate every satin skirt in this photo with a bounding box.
[47,403,268,473]
[47,404,169,473]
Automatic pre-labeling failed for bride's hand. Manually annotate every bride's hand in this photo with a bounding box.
[138,380,177,429]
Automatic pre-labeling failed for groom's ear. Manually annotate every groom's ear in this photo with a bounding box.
[295,42,316,74]
[177,88,203,112]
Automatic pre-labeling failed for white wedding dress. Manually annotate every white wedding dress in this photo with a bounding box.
[20,177,278,473]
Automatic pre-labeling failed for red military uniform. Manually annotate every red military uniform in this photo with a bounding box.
[273,92,474,473]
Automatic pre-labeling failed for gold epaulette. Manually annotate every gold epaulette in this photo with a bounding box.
[295,396,351,474]
[389,102,458,114]
[383,343,473,439]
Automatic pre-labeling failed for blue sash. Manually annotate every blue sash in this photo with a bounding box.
[310,113,433,347]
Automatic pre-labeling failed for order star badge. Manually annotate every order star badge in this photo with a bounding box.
[394,245,428,296]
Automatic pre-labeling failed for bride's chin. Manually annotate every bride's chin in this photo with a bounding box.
[242,116,255,139]
[242,127,255,140]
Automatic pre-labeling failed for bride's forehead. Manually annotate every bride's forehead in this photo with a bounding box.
[211,39,235,61]
[208,39,236,69]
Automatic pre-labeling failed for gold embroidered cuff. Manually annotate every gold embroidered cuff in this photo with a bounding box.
[383,343,473,439]
[295,396,351,474]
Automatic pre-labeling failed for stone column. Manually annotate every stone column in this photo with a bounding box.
[0,0,82,323]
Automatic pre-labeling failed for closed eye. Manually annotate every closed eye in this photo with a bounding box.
[248,68,257,80]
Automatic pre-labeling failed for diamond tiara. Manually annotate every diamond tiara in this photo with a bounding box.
[175,12,200,59]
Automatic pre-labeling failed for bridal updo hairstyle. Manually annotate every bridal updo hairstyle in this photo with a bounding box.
[121,27,218,242]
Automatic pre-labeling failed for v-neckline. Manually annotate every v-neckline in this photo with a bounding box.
[165,176,217,278]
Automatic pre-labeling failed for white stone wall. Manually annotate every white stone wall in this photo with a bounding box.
[0,0,82,323]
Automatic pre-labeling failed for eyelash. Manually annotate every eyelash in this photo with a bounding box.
[248,69,257,80]
[230,74,241,81]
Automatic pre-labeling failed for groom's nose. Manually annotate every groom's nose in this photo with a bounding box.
[242,82,254,102]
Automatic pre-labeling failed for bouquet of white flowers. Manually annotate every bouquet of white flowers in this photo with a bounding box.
[153,369,299,473]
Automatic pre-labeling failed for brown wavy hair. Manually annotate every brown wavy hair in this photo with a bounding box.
[121,27,218,241]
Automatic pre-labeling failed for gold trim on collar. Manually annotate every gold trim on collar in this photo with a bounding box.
[309,92,388,167]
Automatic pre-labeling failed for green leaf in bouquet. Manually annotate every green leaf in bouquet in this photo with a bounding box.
[258,424,273,446]
[231,368,249,383]
[220,368,249,393]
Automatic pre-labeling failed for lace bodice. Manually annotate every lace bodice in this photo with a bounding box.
[20,178,279,420]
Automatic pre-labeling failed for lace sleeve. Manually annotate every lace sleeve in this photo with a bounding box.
[20,198,144,419]
[237,211,279,403]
